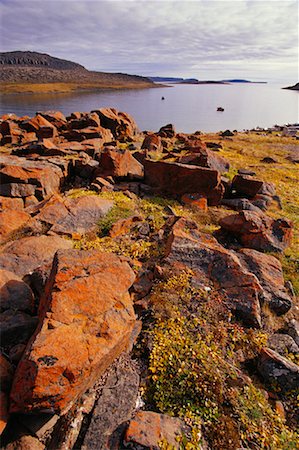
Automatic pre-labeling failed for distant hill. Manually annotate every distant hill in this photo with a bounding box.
[283,82,299,91]
[222,79,267,84]
[0,51,155,93]
[149,77,184,83]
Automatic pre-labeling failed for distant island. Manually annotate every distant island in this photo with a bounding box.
[283,82,299,91]
[149,76,266,85]
[0,51,156,94]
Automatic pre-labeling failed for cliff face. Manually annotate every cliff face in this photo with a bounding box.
[0,51,154,89]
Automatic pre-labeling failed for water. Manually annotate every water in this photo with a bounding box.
[0,83,298,133]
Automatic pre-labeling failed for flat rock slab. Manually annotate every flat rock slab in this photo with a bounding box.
[0,235,73,277]
[38,195,113,236]
[10,249,136,414]
[82,354,139,450]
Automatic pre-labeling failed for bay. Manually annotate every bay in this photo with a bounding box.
[0,83,298,133]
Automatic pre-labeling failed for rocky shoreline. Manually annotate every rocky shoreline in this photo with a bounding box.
[0,108,298,449]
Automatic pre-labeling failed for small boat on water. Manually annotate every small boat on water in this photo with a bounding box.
[217,107,224,111]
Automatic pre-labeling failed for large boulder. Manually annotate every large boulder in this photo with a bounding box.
[231,174,263,198]
[238,249,292,315]
[144,159,224,206]
[141,133,162,153]
[178,149,230,173]
[20,114,58,139]
[10,249,136,414]
[96,147,144,180]
[219,211,293,253]
[92,108,138,139]
[165,218,263,327]
[0,235,73,277]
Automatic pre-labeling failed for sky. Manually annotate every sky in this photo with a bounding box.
[0,0,298,84]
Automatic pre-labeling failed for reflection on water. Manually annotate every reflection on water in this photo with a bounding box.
[0,84,298,133]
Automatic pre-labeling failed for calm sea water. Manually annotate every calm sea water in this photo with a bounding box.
[0,83,298,133]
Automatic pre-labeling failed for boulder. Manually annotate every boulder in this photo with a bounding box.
[38,110,67,129]
[49,195,113,237]
[0,310,38,347]
[221,198,262,213]
[178,149,230,173]
[257,347,299,392]
[141,133,163,152]
[92,108,138,139]
[165,218,263,327]
[0,235,73,277]
[124,411,190,449]
[268,334,299,356]
[231,175,264,198]
[0,210,31,243]
[158,123,175,138]
[219,211,293,253]
[20,114,57,139]
[3,435,45,450]
[0,183,36,197]
[144,159,224,206]
[0,197,24,211]
[68,112,101,130]
[96,147,144,180]
[238,249,292,315]
[10,249,136,414]
[0,269,34,313]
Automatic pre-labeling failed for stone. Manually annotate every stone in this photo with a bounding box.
[0,210,31,243]
[92,108,138,139]
[20,114,57,139]
[284,319,299,346]
[0,235,73,277]
[141,133,162,152]
[3,435,45,450]
[74,158,99,179]
[109,216,142,238]
[221,198,262,213]
[0,310,38,347]
[0,391,8,435]
[81,355,139,450]
[35,195,69,226]
[0,355,14,392]
[0,183,36,197]
[220,130,234,137]
[238,249,292,315]
[96,147,144,180]
[68,112,101,130]
[124,411,189,449]
[0,155,64,200]
[38,110,67,129]
[144,159,224,206]
[257,347,299,392]
[206,142,223,150]
[165,218,263,327]
[0,269,34,313]
[91,177,114,192]
[8,344,26,364]
[231,175,264,198]
[0,197,23,211]
[219,211,293,253]
[158,123,175,138]
[10,249,136,414]
[50,195,113,236]
[181,193,208,211]
[178,149,230,173]
[268,334,299,356]
[261,157,277,163]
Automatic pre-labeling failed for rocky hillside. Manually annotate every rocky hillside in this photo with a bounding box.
[0,109,298,449]
[0,51,155,92]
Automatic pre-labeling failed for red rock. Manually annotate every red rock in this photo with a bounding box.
[93,108,138,139]
[165,218,263,327]
[0,235,73,277]
[181,193,208,211]
[38,110,67,129]
[0,183,36,197]
[0,120,22,137]
[0,354,14,392]
[141,134,162,152]
[68,112,101,130]
[0,210,31,243]
[0,391,8,435]
[20,114,57,139]
[238,249,292,315]
[10,249,136,414]
[219,211,293,253]
[109,216,142,238]
[91,177,114,192]
[0,269,34,313]
[124,411,189,449]
[231,174,264,198]
[178,149,230,173]
[24,195,39,208]
[158,123,175,138]
[144,159,224,206]
[35,195,68,225]
[96,147,144,180]
[0,197,24,211]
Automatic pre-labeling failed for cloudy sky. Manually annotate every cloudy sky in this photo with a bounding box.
[0,0,298,83]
